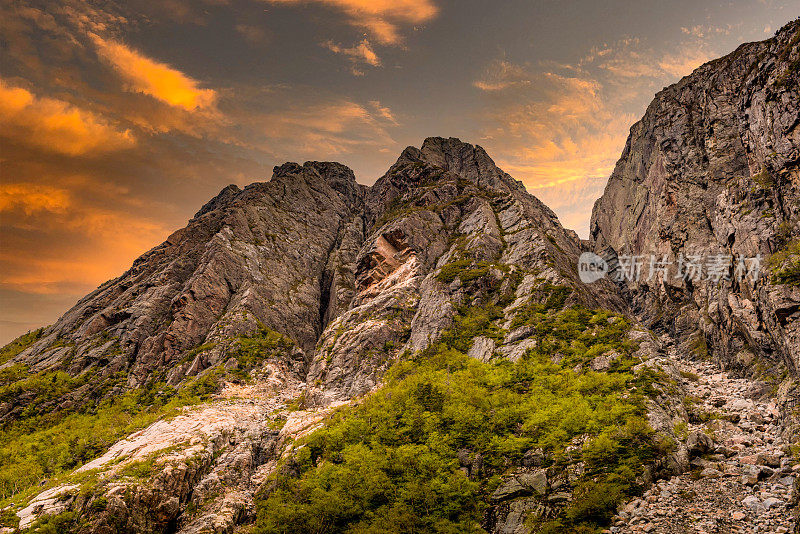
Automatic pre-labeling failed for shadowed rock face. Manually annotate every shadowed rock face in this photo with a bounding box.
[591,20,800,387]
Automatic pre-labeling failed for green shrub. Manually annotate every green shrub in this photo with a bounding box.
[436,259,492,284]
[770,240,800,286]
[89,496,108,512]
[229,323,296,374]
[439,305,504,352]
[254,308,656,534]
[0,371,222,502]
[21,510,83,534]
[510,284,572,328]
[0,328,45,365]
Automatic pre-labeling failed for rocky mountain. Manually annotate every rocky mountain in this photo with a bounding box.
[0,18,798,534]
[591,18,800,442]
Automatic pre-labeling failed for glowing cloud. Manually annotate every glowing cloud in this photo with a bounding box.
[0,78,135,156]
[473,60,532,91]
[0,182,169,295]
[262,0,438,45]
[324,38,382,69]
[255,98,397,156]
[0,183,71,216]
[91,34,217,111]
[473,62,636,237]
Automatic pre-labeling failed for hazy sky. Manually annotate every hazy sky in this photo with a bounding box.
[0,0,797,344]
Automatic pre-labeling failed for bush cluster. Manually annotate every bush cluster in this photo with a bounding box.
[254,305,657,533]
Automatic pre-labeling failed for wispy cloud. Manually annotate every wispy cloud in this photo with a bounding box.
[0,179,170,295]
[261,0,438,45]
[255,98,398,156]
[90,33,218,112]
[578,35,718,81]
[324,38,381,74]
[472,60,636,237]
[475,66,633,183]
[473,60,531,91]
[471,24,732,237]
[680,24,735,39]
[0,183,71,215]
[0,78,135,156]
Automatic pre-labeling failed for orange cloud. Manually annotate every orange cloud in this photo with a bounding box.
[324,38,381,71]
[0,182,169,295]
[473,60,532,91]
[0,183,71,216]
[248,98,397,157]
[263,0,438,45]
[368,100,397,124]
[657,47,717,78]
[474,63,635,237]
[578,37,717,81]
[0,78,135,156]
[91,34,217,111]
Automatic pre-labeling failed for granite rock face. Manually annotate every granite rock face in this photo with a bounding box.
[6,161,364,393]
[3,135,621,413]
[591,20,800,426]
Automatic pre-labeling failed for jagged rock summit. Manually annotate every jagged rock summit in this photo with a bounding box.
[7,136,625,408]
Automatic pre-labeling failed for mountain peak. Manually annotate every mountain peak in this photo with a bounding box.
[194,183,241,218]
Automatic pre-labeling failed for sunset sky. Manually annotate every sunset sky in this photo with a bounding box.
[0,0,797,344]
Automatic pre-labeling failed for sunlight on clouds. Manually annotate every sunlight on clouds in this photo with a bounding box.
[473,25,729,237]
[91,34,217,111]
[260,99,397,155]
[473,60,531,91]
[657,47,718,78]
[324,38,382,71]
[476,68,633,185]
[369,100,398,125]
[0,78,135,156]
[262,0,438,45]
[580,38,718,81]
[0,184,71,215]
[0,183,169,295]
[473,62,634,237]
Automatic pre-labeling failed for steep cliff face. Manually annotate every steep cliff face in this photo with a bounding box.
[591,20,800,407]
[306,137,625,404]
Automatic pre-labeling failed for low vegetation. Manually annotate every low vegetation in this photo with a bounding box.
[0,324,294,508]
[228,323,296,378]
[770,239,800,286]
[254,303,661,533]
[0,372,220,505]
[0,328,45,366]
